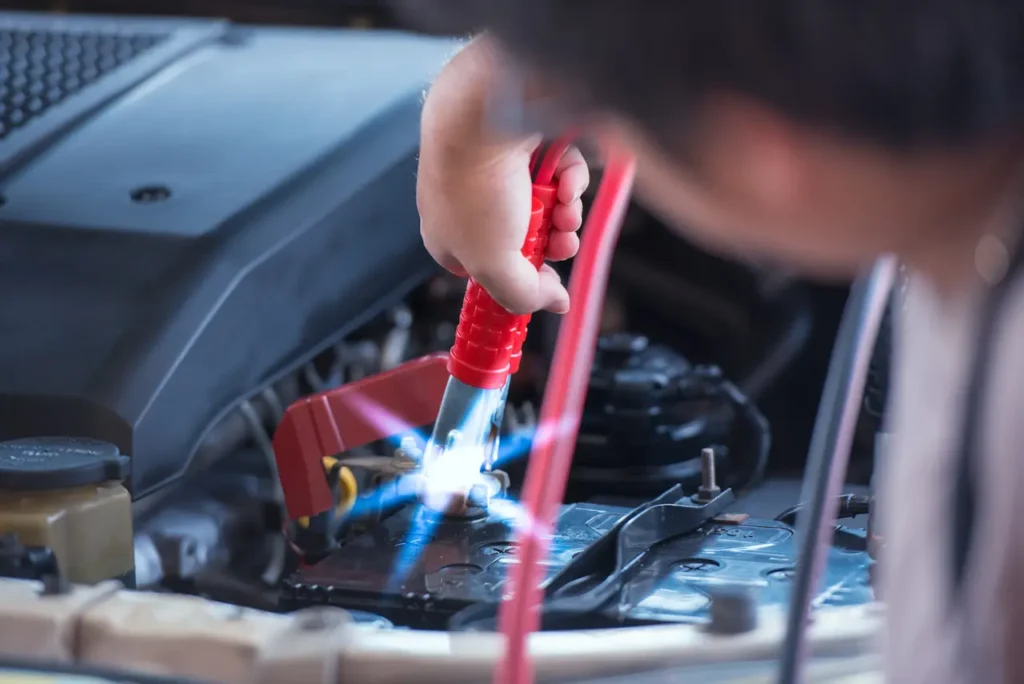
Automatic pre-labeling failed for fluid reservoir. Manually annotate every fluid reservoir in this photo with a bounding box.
[0,437,133,585]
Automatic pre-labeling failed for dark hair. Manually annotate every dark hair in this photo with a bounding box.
[400,0,1024,149]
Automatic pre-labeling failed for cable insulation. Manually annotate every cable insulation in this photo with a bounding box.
[775,257,897,684]
[495,149,636,684]
[535,137,574,186]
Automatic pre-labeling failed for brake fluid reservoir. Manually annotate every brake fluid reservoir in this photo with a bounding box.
[0,437,133,585]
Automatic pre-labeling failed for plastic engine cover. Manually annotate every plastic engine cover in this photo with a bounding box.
[0,12,458,498]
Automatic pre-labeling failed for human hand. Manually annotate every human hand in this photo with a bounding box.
[416,38,590,314]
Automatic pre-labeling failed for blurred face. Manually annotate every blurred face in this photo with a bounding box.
[599,98,1021,282]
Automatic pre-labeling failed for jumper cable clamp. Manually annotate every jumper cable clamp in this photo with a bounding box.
[423,179,559,516]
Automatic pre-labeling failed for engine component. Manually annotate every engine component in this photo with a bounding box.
[447,479,737,632]
[572,333,770,497]
[0,11,459,500]
[281,493,872,632]
[288,437,512,566]
[133,451,283,591]
[0,437,133,585]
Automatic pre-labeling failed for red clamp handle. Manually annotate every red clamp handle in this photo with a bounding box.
[273,353,450,520]
[448,183,557,389]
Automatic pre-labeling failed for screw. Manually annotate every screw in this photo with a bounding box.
[695,447,721,502]
[701,448,717,488]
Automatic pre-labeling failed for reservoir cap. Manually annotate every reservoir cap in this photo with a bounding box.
[0,437,130,491]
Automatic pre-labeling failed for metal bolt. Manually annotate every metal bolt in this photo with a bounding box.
[695,447,721,502]
[395,436,422,464]
[701,448,717,488]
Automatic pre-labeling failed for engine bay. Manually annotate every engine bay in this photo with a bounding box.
[0,9,886,684]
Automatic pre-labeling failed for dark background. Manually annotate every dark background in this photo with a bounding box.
[6,1,404,27]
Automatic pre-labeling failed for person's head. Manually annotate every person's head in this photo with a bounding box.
[405,1,1024,281]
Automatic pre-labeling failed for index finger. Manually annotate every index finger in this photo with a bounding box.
[555,146,590,204]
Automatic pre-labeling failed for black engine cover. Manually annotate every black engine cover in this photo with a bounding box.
[0,12,456,498]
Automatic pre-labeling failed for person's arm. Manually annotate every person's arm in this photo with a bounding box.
[972,277,1024,682]
[417,35,589,314]
[997,300,1024,681]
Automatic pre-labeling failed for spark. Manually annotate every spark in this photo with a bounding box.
[325,384,578,591]
[387,388,505,587]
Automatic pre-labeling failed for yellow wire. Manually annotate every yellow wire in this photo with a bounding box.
[293,458,357,533]
[336,466,358,514]
[320,455,357,515]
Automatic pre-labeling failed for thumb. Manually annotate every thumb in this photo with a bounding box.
[537,264,571,313]
[469,253,569,315]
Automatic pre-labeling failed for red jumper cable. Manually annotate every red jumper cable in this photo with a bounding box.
[495,150,636,684]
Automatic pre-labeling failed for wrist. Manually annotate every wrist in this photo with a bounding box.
[422,36,540,169]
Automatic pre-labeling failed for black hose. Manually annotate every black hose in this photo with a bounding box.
[776,258,897,684]
[740,285,814,400]
[774,493,870,527]
[717,376,772,492]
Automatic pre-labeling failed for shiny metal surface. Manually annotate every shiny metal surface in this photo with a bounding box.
[423,376,509,513]
[538,505,873,623]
